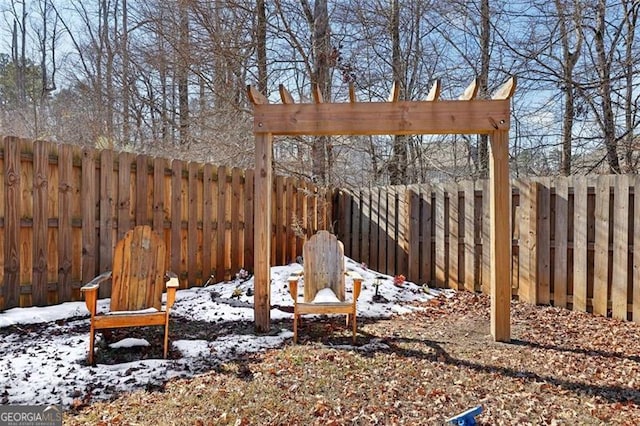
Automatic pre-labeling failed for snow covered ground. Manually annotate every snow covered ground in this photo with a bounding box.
[0,258,451,407]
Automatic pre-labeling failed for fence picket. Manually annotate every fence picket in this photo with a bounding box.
[593,176,610,316]
[554,179,569,308]
[612,176,629,320]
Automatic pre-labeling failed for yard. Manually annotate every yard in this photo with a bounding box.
[64,291,640,425]
[2,260,639,424]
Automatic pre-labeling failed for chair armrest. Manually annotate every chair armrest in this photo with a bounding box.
[346,271,363,301]
[287,272,302,302]
[80,271,112,316]
[165,271,180,288]
[81,271,112,292]
[165,272,179,311]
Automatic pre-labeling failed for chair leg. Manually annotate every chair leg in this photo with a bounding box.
[293,313,298,344]
[88,323,95,365]
[163,318,170,358]
[352,315,357,344]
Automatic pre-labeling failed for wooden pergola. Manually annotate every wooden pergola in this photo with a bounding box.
[247,77,516,342]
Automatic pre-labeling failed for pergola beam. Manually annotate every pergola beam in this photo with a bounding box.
[251,100,510,136]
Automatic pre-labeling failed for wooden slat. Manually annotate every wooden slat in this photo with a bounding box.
[216,166,227,281]
[448,184,459,289]
[349,83,356,103]
[573,177,588,312]
[350,189,361,262]
[99,149,115,298]
[519,180,537,304]
[312,83,323,104]
[463,181,475,292]
[593,175,610,316]
[554,178,569,308]
[378,188,388,274]
[117,152,132,239]
[244,169,255,270]
[32,140,48,306]
[275,175,285,265]
[136,155,149,225]
[537,178,551,305]
[408,187,420,283]
[386,188,397,275]
[612,175,629,320]
[57,143,73,303]
[202,164,214,282]
[187,162,199,286]
[170,160,183,282]
[152,157,166,233]
[481,179,491,294]
[230,168,242,273]
[435,186,446,286]
[369,188,380,271]
[420,185,432,285]
[397,188,409,277]
[361,190,371,268]
[634,175,640,323]
[81,148,97,285]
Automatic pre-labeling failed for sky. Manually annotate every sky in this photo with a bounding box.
[0,257,452,408]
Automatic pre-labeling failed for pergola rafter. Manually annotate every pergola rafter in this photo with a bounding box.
[248,77,516,342]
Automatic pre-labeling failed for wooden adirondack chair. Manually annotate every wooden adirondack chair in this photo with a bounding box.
[81,225,179,364]
[287,230,363,344]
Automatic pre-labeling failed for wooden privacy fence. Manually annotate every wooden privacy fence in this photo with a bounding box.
[0,136,328,310]
[336,175,640,323]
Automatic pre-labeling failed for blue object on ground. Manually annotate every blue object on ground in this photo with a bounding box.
[445,405,483,425]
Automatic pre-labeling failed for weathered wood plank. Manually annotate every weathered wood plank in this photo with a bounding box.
[117,152,132,239]
[420,184,432,285]
[435,186,446,287]
[81,148,97,285]
[99,149,115,298]
[187,162,199,286]
[554,178,569,308]
[170,160,183,283]
[537,178,551,305]
[254,133,272,332]
[408,187,420,283]
[230,168,242,273]
[244,169,254,270]
[32,140,48,306]
[216,166,227,281]
[482,179,491,294]
[136,155,149,226]
[448,184,459,289]
[593,175,610,316]
[202,164,214,282]
[463,181,475,292]
[612,175,629,320]
[573,177,588,312]
[57,143,73,303]
[152,157,166,234]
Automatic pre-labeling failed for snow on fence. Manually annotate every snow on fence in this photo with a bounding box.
[0,136,329,310]
[336,176,640,323]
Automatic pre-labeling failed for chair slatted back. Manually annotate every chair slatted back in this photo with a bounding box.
[302,230,345,303]
[110,226,166,312]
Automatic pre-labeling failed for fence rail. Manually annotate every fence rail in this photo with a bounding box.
[336,176,640,323]
[0,136,328,310]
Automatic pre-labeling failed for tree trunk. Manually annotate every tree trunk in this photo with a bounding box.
[256,0,268,96]
[311,0,331,184]
[477,0,490,179]
[389,0,407,185]
[595,0,620,173]
[178,0,190,145]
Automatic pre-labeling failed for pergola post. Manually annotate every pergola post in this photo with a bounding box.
[254,132,273,332]
[489,129,511,342]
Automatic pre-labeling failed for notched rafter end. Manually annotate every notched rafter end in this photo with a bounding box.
[458,78,479,101]
[349,83,356,103]
[247,85,268,105]
[279,84,295,104]
[388,80,400,102]
[492,76,517,100]
[312,83,324,104]
[425,79,441,102]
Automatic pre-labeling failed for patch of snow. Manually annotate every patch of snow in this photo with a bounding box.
[311,288,342,304]
[0,257,447,407]
[109,338,150,349]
